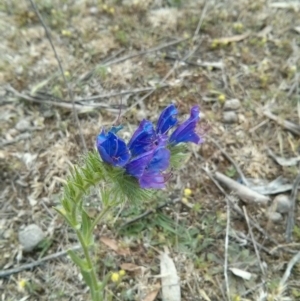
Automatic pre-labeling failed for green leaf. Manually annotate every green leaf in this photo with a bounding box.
[67,249,87,269]
[170,152,190,169]
[61,198,72,213]
[80,268,94,288]
[74,166,84,186]
[99,272,111,290]
[72,180,86,193]
[100,189,112,207]
[169,144,190,169]
[110,169,153,205]
[81,210,93,246]
[53,206,76,227]
[225,166,236,178]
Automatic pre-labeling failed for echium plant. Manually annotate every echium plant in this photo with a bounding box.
[56,104,203,301]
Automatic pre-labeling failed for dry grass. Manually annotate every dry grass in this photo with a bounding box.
[1,0,300,300]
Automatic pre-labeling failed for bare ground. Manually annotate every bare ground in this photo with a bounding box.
[1,0,300,300]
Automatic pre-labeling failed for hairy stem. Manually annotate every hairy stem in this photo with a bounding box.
[89,206,111,238]
[76,230,102,301]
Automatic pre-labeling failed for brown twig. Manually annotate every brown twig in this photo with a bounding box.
[105,38,187,67]
[121,60,179,116]
[28,0,87,152]
[182,0,209,61]
[208,136,249,186]
[0,245,80,278]
[7,85,169,111]
[270,242,300,255]
[75,86,168,102]
[202,167,282,248]
[224,190,231,301]
[263,110,300,136]
[79,38,188,82]
[285,172,300,242]
[243,206,266,276]
[280,251,300,287]
[0,132,31,147]
[214,171,270,205]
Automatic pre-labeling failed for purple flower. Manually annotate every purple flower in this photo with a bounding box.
[125,150,154,178]
[125,137,170,189]
[169,106,202,145]
[139,172,166,189]
[139,147,170,189]
[128,120,156,157]
[97,129,130,167]
[156,104,178,135]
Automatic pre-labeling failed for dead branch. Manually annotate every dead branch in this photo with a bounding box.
[285,172,300,242]
[0,245,80,278]
[29,0,87,152]
[263,110,300,136]
[214,171,270,205]
[243,206,266,276]
[208,137,249,186]
[7,85,168,112]
[203,167,286,250]
[78,38,188,83]
[280,251,300,287]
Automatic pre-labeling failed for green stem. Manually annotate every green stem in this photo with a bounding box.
[76,230,102,301]
[89,206,111,238]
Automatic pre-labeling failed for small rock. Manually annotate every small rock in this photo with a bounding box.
[18,224,45,252]
[15,119,31,132]
[224,99,241,111]
[199,111,205,120]
[273,194,290,213]
[136,110,147,121]
[266,211,282,222]
[223,111,238,123]
[89,7,98,14]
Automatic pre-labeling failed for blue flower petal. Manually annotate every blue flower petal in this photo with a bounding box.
[156,104,178,135]
[125,136,170,189]
[139,171,166,189]
[125,150,153,178]
[169,106,202,145]
[147,147,170,172]
[97,130,130,167]
[128,120,156,157]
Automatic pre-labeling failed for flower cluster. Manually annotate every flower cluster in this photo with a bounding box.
[96,104,203,189]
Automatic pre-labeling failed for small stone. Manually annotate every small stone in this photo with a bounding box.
[15,119,31,132]
[136,110,147,121]
[224,99,241,110]
[18,224,45,252]
[273,194,290,213]
[223,111,238,123]
[199,111,205,120]
[89,7,98,14]
[266,211,282,222]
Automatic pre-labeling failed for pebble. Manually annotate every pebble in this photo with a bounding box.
[223,111,238,123]
[89,7,98,14]
[15,119,31,132]
[224,99,241,111]
[136,110,147,121]
[266,211,283,222]
[18,224,45,252]
[273,194,290,213]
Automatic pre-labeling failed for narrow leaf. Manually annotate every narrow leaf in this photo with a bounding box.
[82,210,93,245]
[67,249,87,269]
[81,268,94,288]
